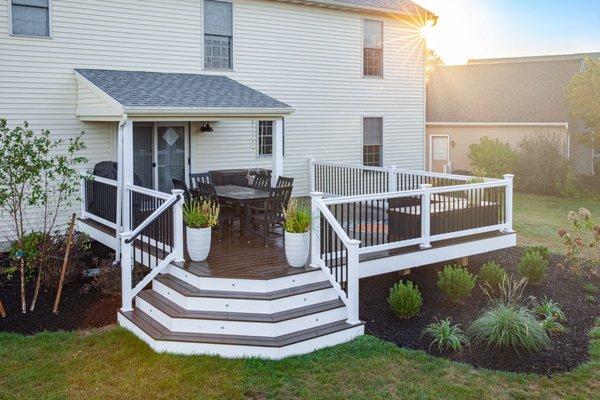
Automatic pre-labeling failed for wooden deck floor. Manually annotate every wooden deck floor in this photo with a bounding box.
[177,234,316,280]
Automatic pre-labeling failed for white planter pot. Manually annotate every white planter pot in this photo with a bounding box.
[284,231,310,268]
[186,227,212,262]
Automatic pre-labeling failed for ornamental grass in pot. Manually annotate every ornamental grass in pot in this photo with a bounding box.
[182,200,219,261]
[283,199,311,268]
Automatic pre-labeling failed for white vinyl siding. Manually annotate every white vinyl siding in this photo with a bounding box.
[10,0,50,37]
[0,0,425,244]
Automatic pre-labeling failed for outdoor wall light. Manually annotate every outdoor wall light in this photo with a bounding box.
[200,122,214,133]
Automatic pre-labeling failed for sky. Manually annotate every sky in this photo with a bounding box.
[413,0,600,65]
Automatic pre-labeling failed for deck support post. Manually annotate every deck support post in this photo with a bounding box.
[419,183,433,249]
[308,158,316,193]
[79,170,88,220]
[120,235,133,312]
[502,174,515,233]
[310,191,323,267]
[122,119,134,232]
[272,118,284,186]
[387,165,398,192]
[172,189,185,262]
[346,239,362,325]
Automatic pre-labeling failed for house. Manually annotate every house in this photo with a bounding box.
[426,53,600,175]
[0,0,517,359]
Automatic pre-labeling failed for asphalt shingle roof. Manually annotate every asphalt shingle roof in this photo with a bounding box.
[427,58,585,123]
[76,69,292,110]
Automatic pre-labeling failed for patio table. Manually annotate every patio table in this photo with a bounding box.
[214,185,271,238]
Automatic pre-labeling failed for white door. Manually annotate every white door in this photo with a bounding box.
[430,135,449,173]
[155,123,188,192]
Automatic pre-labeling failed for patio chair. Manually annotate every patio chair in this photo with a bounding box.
[247,185,293,246]
[194,182,240,241]
[276,176,294,187]
[251,172,271,189]
[172,178,191,202]
[189,172,212,189]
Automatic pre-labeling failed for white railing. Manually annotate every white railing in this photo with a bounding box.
[120,189,184,312]
[80,171,119,229]
[309,160,515,324]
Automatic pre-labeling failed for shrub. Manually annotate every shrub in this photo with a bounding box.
[517,250,549,284]
[559,208,600,278]
[584,283,599,295]
[469,303,551,353]
[283,199,311,233]
[514,135,570,195]
[421,318,469,352]
[468,137,517,178]
[437,265,476,303]
[86,259,145,299]
[523,245,550,262]
[478,261,507,292]
[534,297,567,335]
[388,280,422,318]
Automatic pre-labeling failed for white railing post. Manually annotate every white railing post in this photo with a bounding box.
[388,165,398,192]
[120,235,133,312]
[419,183,433,249]
[503,174,515,233]
[80,170,88,219]
[310,191,323,266]
[172,189,185,262]
[346,239,361,324]
[308,158,316,193]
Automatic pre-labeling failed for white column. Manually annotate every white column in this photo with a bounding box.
[419,183,433,249]
[503,174,515,233]
[172,189,185,262]
[122,120,134,231]
[272,118,284,186]
[308,158,316,193]
[80,170,88,219]
[310,191,323,266]
[346,239,362,324]
[387,164,398,192]
[120,235,133,312]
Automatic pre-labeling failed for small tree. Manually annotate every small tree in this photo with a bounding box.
[425,48,444,80]
[468,137,517,178]
[566,57,600,149]
[0,119,87,313]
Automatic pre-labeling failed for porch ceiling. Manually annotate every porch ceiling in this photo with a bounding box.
[74,69,294,121]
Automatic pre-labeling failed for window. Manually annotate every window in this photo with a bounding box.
[432,137,449,160]
[363,19,383,76]
[258,121,273,157]
[363,117,383,167]
[204,0,232,69]
[10,0,50,37]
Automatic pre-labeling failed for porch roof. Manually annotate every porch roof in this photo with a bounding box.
[74,69,294,121]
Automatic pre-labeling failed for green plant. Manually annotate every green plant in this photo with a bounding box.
[283,199,311,233]
[534,297,566,335]
[486,275,529,306]
[478,261,507,292]
[566,57,600,150]
[421,318,469,352]
[468,136,517,178]
[469,303,551,353]
[387,280,422,319]
[558,208,600,278]
[584,283,599,295]
[517,250,548,284]
[182,200,219,229]
[437,265,476,303]
[523,245,550,262]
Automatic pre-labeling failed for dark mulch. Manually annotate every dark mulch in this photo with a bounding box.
[361,246,600,375]
[0,242,119,335]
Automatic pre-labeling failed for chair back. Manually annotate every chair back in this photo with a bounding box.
[252,172,271,189]
[268,185,293,218]
[190,172,212,189]
[276,176,294,187]
[195,182,219,204]
[172,178,190,202]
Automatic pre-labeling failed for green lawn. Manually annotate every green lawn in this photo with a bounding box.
[2,193,600,399]
[514,193,600,252]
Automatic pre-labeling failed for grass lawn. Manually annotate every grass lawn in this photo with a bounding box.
[514,193,600,253]
[2,193,600,399]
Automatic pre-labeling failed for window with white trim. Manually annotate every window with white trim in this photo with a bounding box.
[363,19,383,76]
[258,121,273,157]
[11,0,50,37]
[204,0,232,69]
[363,117,383,167]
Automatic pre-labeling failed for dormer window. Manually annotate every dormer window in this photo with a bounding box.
[363,19,383,77]
[10,0,50,37]
[204,0,233,70]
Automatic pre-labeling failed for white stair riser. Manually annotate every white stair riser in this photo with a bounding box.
[152,280,339,314]
[135,297,348,337]
[165,264,325,293]
[118,313,364,360]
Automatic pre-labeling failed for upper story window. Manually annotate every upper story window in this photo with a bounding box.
[363,117,383,167]
[258,121,273,157]
[363,19,383,77]
[204,0,233,70]
[10,0,50,37]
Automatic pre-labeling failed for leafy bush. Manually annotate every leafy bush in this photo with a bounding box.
[523,245,550,262]
[388,280,422,319]
[558,208,600,278]
[469,303,551,353]
[182,200,219,229]
[478,261,507,292]
[86,259,145,299]
[421,318,469,352]
[468,137,517,178]
[517,250,548,284]
[283,199,311,233]
[514,135,570,195]
[437,265,476,303]
[534,297,567,335]
[584,283,599,295]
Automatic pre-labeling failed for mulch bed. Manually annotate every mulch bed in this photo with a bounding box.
[361,246,600,375]
[0,242,119,335]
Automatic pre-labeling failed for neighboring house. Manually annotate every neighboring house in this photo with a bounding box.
[426,53,599,175]
[0,0,433,245]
